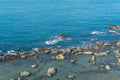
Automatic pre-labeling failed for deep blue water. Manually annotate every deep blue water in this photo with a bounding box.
[0,0,120,51]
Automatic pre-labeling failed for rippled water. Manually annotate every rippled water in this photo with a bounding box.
[0,0,120,51]
[1,0,120,80]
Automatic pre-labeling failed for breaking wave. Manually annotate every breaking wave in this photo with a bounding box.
[91,31,105,35]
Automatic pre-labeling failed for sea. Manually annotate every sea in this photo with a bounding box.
[0,0,120,80]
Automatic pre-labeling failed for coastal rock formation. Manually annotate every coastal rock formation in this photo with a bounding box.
[20,71,31,77]
[47,67,56,77]
[107,25,120,30]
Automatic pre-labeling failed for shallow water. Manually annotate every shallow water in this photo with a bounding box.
[1,0,120,80]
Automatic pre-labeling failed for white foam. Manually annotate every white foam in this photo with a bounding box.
[91,31,105,35]
[109,30,120,34]
[45,38,63,45]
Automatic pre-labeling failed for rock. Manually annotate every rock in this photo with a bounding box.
[67,75,75,79]
[51,56,56,60]
[116,41,120,47]
[91,61,96,64]
[55,54,65,60]
[96,42,103,46]
[44,49,50,54]
[66,48,72,53]
[105,65,111,71]
[94,51,110,56]
[9,78,15,80]
[53,49,59,54]
[7,50,17,56]
[31,64,38,69]
[47,67,56,77]
[58,34,68,39]
[84,51,93,55]
[70,59,76,64]
[91,56,95,61]
[20,71,31,77]
[103,42,111,46]
[17,78,21,80]
[32,48,39,52]
[21,55,27,59]
[107,25,120,30]
[4,55,16,61]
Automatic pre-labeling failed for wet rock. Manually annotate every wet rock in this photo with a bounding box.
[47,67,56,77]
[9,78,15,80]
[7,50,17,56]
[91,56,96,61]
[84,51,93,55]
[31,64,38,69]
[116,41,120,47]
[103,42,111,46]
[4,55,17,61]
[94,51,110,56]
[96,42,103,46]
[82,46,90,51]
[55,54,65,60]
[58,34,68,39]
[70,59,76,64]
[20,71,31,77]
[53,49,59,54]
[32,48,39,52]
[105,65,111,71]
[107,25,120,30]
[51,56,56,60]
[67,75,75,79]
[21,55,27,59]
[44,49,50,54]
[17,78,21,80]
[66,48,72,53]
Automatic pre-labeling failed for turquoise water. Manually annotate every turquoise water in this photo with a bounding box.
[0,0,120,51]
[1,0,120,80]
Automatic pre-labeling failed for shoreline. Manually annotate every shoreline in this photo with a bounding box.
[1,25,120,80]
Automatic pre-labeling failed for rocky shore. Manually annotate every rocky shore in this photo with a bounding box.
[1,25,120,80]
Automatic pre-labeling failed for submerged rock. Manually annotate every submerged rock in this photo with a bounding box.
[20,71,31,77]
[47,67,56,77]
